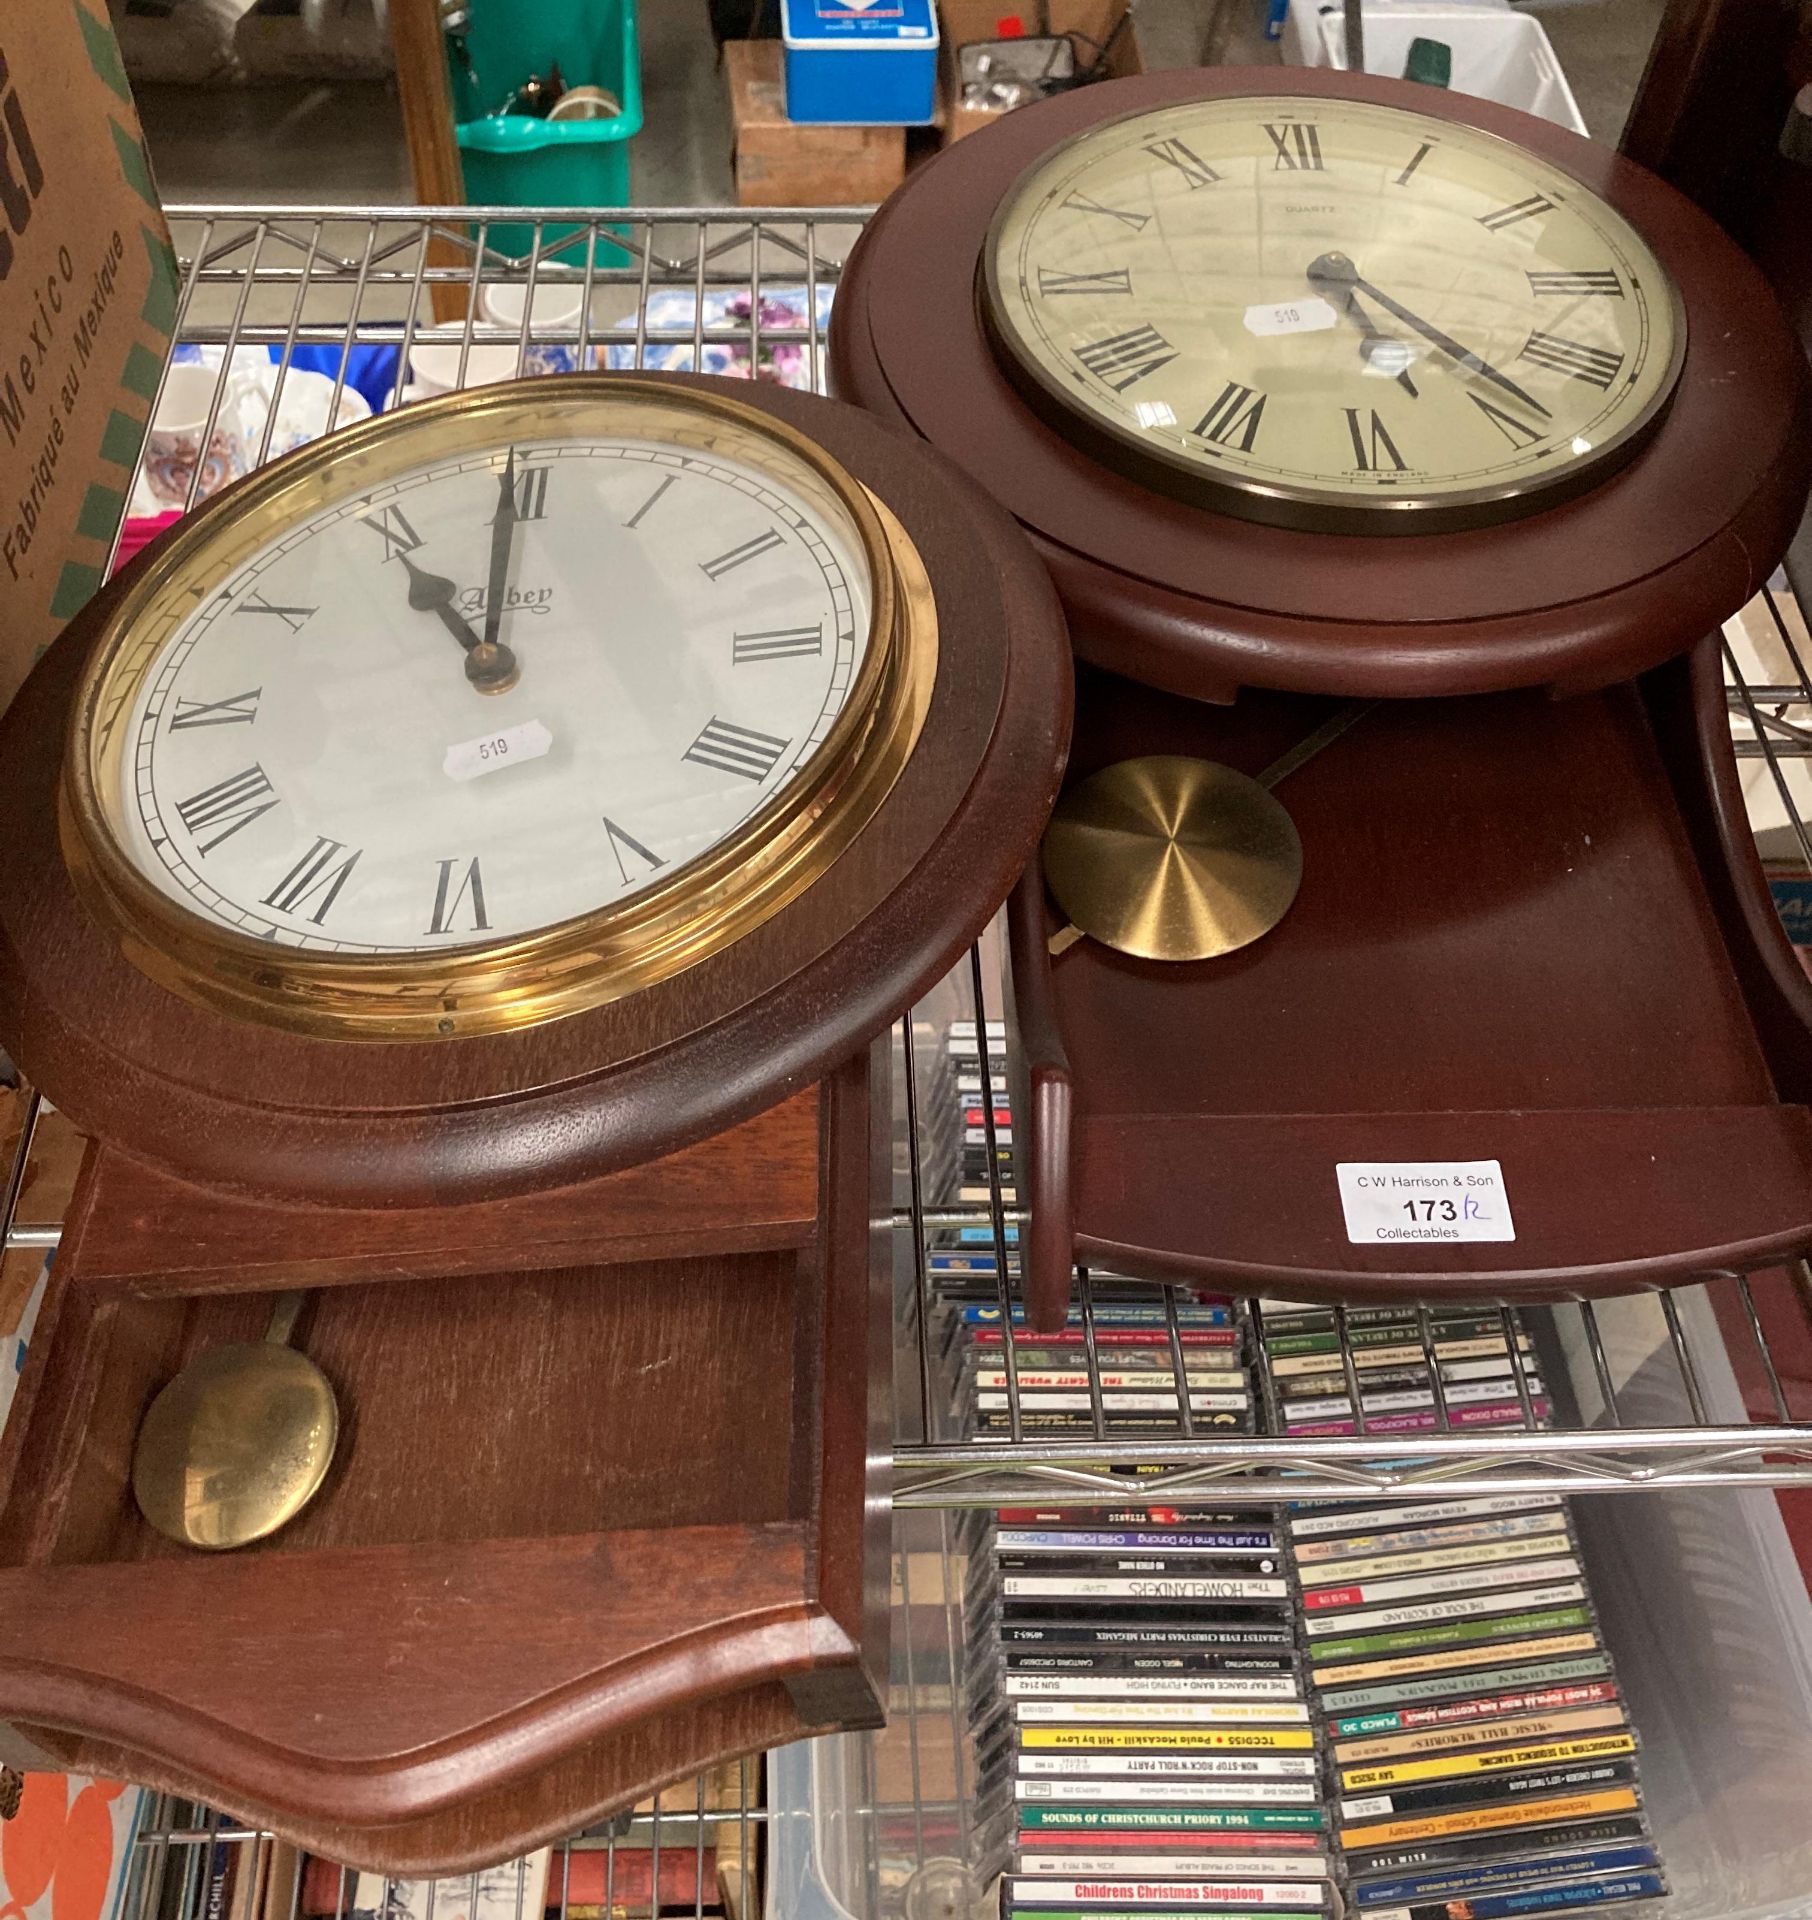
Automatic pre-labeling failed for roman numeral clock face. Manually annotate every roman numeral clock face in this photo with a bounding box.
[97,422,873,955]
[982,96,1686,530]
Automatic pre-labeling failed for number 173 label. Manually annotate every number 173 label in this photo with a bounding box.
[1336,1160,1516,1245]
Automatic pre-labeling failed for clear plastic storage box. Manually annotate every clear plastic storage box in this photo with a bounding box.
[1283,0,1590,135]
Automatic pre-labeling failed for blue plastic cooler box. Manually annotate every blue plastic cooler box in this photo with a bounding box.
[780,0,938,125]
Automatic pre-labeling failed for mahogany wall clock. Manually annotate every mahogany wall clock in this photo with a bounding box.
[831,66,1812,703]
[831,69,1812,1333]
[0,373,1072,1866]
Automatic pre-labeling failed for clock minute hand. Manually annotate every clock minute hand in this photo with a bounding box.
[483,447,520,651]
[398,552,520,695]
[1307,252,1551,421]
[1321,281,1418,398]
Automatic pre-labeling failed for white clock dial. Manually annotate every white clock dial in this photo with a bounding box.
[112,435,871,952]
[983,94,1686,529]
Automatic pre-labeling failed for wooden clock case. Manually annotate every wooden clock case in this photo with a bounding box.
[0,376,1073,1867]
[1003,649,1812,1326]
[830,66,1812,707]
[828,73,1812,1331]
[1622,0,1812,574]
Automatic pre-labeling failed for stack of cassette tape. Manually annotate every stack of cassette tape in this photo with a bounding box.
[926,1018,1256,1436]
[929,1023,1665,1918]
[1288,1494,1668,1919]
[934,1017,1016,1203]
[921,1017,1020,1314]
[945,1294,1256,1437]
[1257,1304,1551,1439]
[967,1503,1339,1920]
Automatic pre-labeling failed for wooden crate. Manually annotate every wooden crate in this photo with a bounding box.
[936,0,1146,145]
[725,39,907,206]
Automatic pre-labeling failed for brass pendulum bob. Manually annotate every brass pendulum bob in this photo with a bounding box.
[1043,703,1374,962]
[132,1291,338,1550]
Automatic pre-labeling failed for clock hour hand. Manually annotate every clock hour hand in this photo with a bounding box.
[1307,252,1551,421]
[397,551,520,695]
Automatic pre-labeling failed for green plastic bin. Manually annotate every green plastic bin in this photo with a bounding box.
[452,0,642,262]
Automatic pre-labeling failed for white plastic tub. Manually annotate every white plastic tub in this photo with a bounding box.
[1283,0,1590,136]
[770,1292,1812,1919]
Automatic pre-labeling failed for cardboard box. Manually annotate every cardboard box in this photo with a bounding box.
[0,1086,85,1230]
[937,0,1145,145]
[0,5,176,716]
[0,1775,146,1920]
[726,38,908,206]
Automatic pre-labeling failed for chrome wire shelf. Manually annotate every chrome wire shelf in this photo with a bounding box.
[113,205,868,543]
[885,982,1812,1505]
[119,1764,767,1920]
[8,207,1812,1515]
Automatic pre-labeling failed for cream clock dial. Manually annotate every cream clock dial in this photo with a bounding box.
[982,94,1687,531]
[97,430,871,955]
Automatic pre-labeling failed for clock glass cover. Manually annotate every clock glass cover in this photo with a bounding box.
[982,95,1687,531]
[66,381,933,1036]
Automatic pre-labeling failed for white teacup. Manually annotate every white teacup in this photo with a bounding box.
[264,369,372,456]
[479,279,589,375]
[144,363,248,507]
[409,336,531,395]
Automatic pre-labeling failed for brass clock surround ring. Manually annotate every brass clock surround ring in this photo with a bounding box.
[59,378,940,1042]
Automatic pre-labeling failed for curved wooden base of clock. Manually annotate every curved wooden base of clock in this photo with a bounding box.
[0,1055,891,1873]
[1006,647,1812,1324]
[4,1551,868,1876]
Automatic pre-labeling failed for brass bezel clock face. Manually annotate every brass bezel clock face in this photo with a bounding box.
[981,95,1689,533]
[62,378,938,1041]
